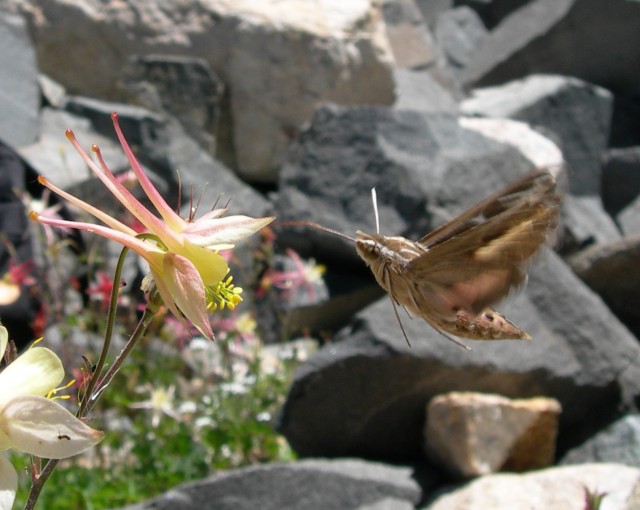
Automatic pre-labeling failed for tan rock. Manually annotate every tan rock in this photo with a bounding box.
[8,0,395,182]
[426,463,639,510]
[425,392,561,478]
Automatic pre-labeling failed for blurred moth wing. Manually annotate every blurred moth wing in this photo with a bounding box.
[355,170,562,348]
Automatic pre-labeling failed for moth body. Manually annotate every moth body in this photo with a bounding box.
[355,231,530,341]
[352,169,561,344]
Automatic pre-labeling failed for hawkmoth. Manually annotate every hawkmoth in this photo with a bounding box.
[289,169,562,348]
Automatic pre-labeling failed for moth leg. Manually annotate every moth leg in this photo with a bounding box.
[383,267,412,347]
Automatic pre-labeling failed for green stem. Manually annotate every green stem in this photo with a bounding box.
[78,246,129,418]
[24,242,162,510]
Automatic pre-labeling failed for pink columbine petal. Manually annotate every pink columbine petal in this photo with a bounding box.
[182,215,275,247]
[0,455,17,510]
[0,348,64,407]
[37,176,137,236]
[2,395,104,459]
[65,129,183,249]
[29,212,166,273]
[111,113,187,232]
[162,253,214,339]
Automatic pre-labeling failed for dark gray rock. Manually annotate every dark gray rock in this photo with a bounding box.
[560,194,621,253]
[461,0,640,96]
[276,104,535,267]
[560,414,640,467]
[277,250,640,460]
[119,55,226,160]
[59,95,271,219]
[610,91,640,148]
[0,12,40,148]
[119,458,423,510]
[602,147,640,217]
[454,0,531,30]
[567,236,640,338]
[462,74,613,197]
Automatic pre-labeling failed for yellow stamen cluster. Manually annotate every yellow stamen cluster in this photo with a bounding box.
[206,274,243,312]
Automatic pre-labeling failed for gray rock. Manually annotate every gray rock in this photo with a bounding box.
[567,236,640,337]
[382,0,436,70]
[602,147,640,217]
[560,414,640,467]
[276,104,535,267]
[393,69,460,113]
[119,458,422,510]
[454,0,530,30]
[462,74,613,196]
[434,7,488,83]
[0,12,40,148]
[560,194,621,252]
[460,0,640,96]
[277,250,640,459]
[619,196,640,237]
[9,0,395,182]
[119,55,225,160]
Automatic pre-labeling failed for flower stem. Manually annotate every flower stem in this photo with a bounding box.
[24,246,162,510]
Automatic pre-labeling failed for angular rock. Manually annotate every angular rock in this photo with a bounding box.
[276,104,536,267]
[18,107,131,195]
[434,7,488,83]
[458,117,563,168]
[567,236,640,337]
[602,147,640,217]
[119,55,225,158]
[425,392,561,478]
[393,69,459,113]
[460,0,640,96]
[425,463,640,510]
[414,0,453,31]
[0,12,40,148]
[619,196,640,237]
[560,414,640,467]
[462,74,613,196]
[382,0,436,69]
[454,0,530,30]
[9,0,395,182]
[119,458,422,510]
[277,249,640,460]
[560,194,621,253]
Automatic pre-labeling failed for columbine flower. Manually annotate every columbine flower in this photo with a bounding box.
[129,384,180,428]
[0,326,103,510]
[259,248,326,301]
[29,113,274,339]
[87,271,126,309]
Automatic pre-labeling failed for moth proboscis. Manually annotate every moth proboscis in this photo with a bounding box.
[282,169,563,349]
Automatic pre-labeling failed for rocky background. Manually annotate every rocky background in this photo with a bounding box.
[1,0,640,508]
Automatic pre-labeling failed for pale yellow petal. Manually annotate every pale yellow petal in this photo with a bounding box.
[0,454,17,510]
[0,348,64,407]
[2,396,103,459]
[0,326,6,361]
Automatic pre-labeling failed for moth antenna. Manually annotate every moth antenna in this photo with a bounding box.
[371,187,380,234]
[275,220,357,243]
